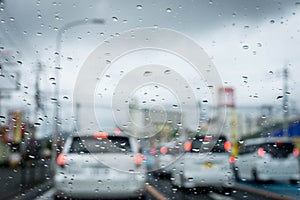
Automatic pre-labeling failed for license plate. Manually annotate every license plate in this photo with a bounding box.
[203,162,214,168]
[91,168,109,174]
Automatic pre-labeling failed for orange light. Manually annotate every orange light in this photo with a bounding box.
[184,141,192,152]
[258,147,265,157]
[160,146,168,154]
[293,148,299,157]
[224,141,232,151]
[229,156,235,163]
[57,153,66,166]
[114,128,121,135]
[94,132,108,139]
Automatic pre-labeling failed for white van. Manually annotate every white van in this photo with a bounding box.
[54,132,146,199]
[235,137,300,183]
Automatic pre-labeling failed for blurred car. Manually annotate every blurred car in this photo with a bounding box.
[171,135,234,194]
[54,132,146,199]
[235,137,300,184]
[152,142,178,176]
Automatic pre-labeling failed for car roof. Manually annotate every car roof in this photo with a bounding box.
[243,137,293,146]
[72,130,129,138]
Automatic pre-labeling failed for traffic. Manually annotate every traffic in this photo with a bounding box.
[1,0,300,200]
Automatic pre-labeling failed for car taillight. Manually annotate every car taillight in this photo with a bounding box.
[134,153,145,166]
[229,156,235,163]
[94,132,108,139]
[57,153,67,166]
[150,148,157,155]
[293,148,299,157]
[257,147,265,157]
[160,146,168,155]
[184,141,192,152]
[224,141,232,151]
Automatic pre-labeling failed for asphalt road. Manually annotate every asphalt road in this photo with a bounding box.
[0,159,51,200]
[14,173,296,200]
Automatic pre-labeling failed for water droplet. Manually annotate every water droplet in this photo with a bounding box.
[296,2,300,6]
[270,19,275,24]
[257,43,262,47]
[242,75,248,79]
[143,71,152,77]
[9,17,15,21]
[268,71,274,75]
[63,96,69,99]
[232,13,237,17]
[166,8,172,13]
[164,69,171,75]
[36,32,42,36]
[172,104,178,108]
[29,155,35,159]
[242,45,249,50]
[112,17,118,22]
[136,5,143,10]
[277,95,283,99]
[67,57,72,61]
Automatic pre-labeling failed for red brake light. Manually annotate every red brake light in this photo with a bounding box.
[293,148,299,157]
[160,146,168,154]
[204,136,212,142]
[134,153,145,165]
[224,141,231,151]
[114,128,121,135]
[229,156,235,163]
[94,132,108,139]
[150,148,157,155]
[57,153,66,166]
[258,147,265,157]
[184,141,192,152]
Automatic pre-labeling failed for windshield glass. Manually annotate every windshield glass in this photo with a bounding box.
[1,1,300,199]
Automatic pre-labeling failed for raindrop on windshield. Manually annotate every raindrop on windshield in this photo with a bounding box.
[166,8,172,13]
[242,45,249,50]
[112,16,118,22]
[143,71,152,77]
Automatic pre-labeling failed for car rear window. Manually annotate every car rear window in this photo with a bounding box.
[190,136,227,153]
[262,142,294,158]
[69,136,131,154]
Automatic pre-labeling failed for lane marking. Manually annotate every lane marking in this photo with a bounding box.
[145,183,167,200]
[233,183,296,200]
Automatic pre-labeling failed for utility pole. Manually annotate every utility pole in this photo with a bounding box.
[283,66,289,137]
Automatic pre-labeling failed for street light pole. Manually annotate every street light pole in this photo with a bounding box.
[51,18,105,172]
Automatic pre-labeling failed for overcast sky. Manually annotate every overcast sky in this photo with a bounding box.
[1,0,300,136]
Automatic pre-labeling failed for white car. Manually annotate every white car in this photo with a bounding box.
[235,137,300,183]
[171,135,234,194]
[152,142,178,176]
[54,132,147,199]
